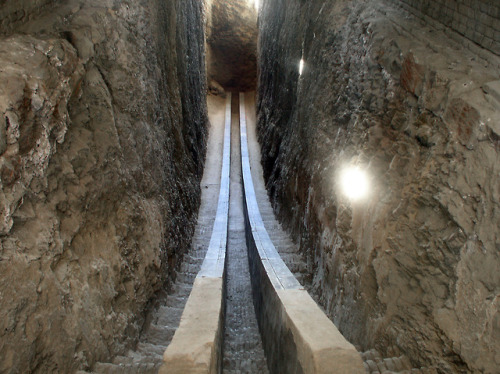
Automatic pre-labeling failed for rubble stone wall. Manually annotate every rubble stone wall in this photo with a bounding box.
[392,0,500,56]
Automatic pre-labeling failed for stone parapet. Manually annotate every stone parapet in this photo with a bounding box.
[240,92,365,374]
[160,94,232,374]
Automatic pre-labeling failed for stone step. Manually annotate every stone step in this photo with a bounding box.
[294,273,308,285]
[140,324,176,346]
[260,215,278,222]
[171,282,192,298]
[93,362,158,374]
[180,254,204,265]
[175,272,197,284]
[165,294,188,308]
[194,226,211,236]
[361,349,436,374]
[155,305,184,326]
[135,342,166,358]
[270,234,294,242]
[179,262,201,274]
[112,355,134,366]
[279,252,306,262]
[185,248,207,258]
[194,217,216,225]
[274,243,299,254]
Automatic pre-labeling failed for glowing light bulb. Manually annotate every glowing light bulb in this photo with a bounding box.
[340,166,369,201]
[299,58,304,75]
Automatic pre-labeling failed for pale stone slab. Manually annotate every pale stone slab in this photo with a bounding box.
[278,289,366,374]
[160,277,224,374]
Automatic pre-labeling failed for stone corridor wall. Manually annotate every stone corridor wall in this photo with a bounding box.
[0,0,56,29]
[206,0,258,91]
[0,0,207,372]
[257,0,500,372]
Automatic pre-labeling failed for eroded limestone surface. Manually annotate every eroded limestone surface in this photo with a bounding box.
[0,0,207,372]
[258,0,500,372]
[206,0,258,91]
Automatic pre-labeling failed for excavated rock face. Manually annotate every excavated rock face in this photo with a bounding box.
[0,0,207,372]
[0,0,56,29]
[258,0,500,373]
[207,0,258,91]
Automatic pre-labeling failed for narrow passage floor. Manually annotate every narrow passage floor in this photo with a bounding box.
[222,93,269,374]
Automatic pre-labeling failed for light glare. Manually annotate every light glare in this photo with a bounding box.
[299,58,304,75]
[254,0,259,10]
[340,167,369,201]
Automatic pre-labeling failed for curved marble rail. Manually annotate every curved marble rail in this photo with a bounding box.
[239,92,365,374]
[160,93,232,374]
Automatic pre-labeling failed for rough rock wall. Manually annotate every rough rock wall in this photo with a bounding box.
[0,0,207,372]
[392,0,500,56]
[258,0,499,372]
[207,0,257,91]
[0,0,56,30]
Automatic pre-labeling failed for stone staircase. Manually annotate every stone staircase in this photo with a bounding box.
[88,108,222,372]
[249,152,311,288]
[90,241,212,373]
[361,348,437,374]
[87,92,441,374]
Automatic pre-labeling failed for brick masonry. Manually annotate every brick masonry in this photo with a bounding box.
[390,0,500,57]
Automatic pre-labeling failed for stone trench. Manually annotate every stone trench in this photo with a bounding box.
[0,0,498,373]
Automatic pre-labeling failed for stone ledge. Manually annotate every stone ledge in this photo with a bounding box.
[159,94,232,374]
[160,277,225,374]
[277,289,365,374]
[239,92,365,374]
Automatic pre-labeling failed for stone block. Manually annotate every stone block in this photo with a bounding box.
[160,277,224,374]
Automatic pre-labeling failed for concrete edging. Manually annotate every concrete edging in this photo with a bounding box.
[239,92,366,374]
[160,93,232,374]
